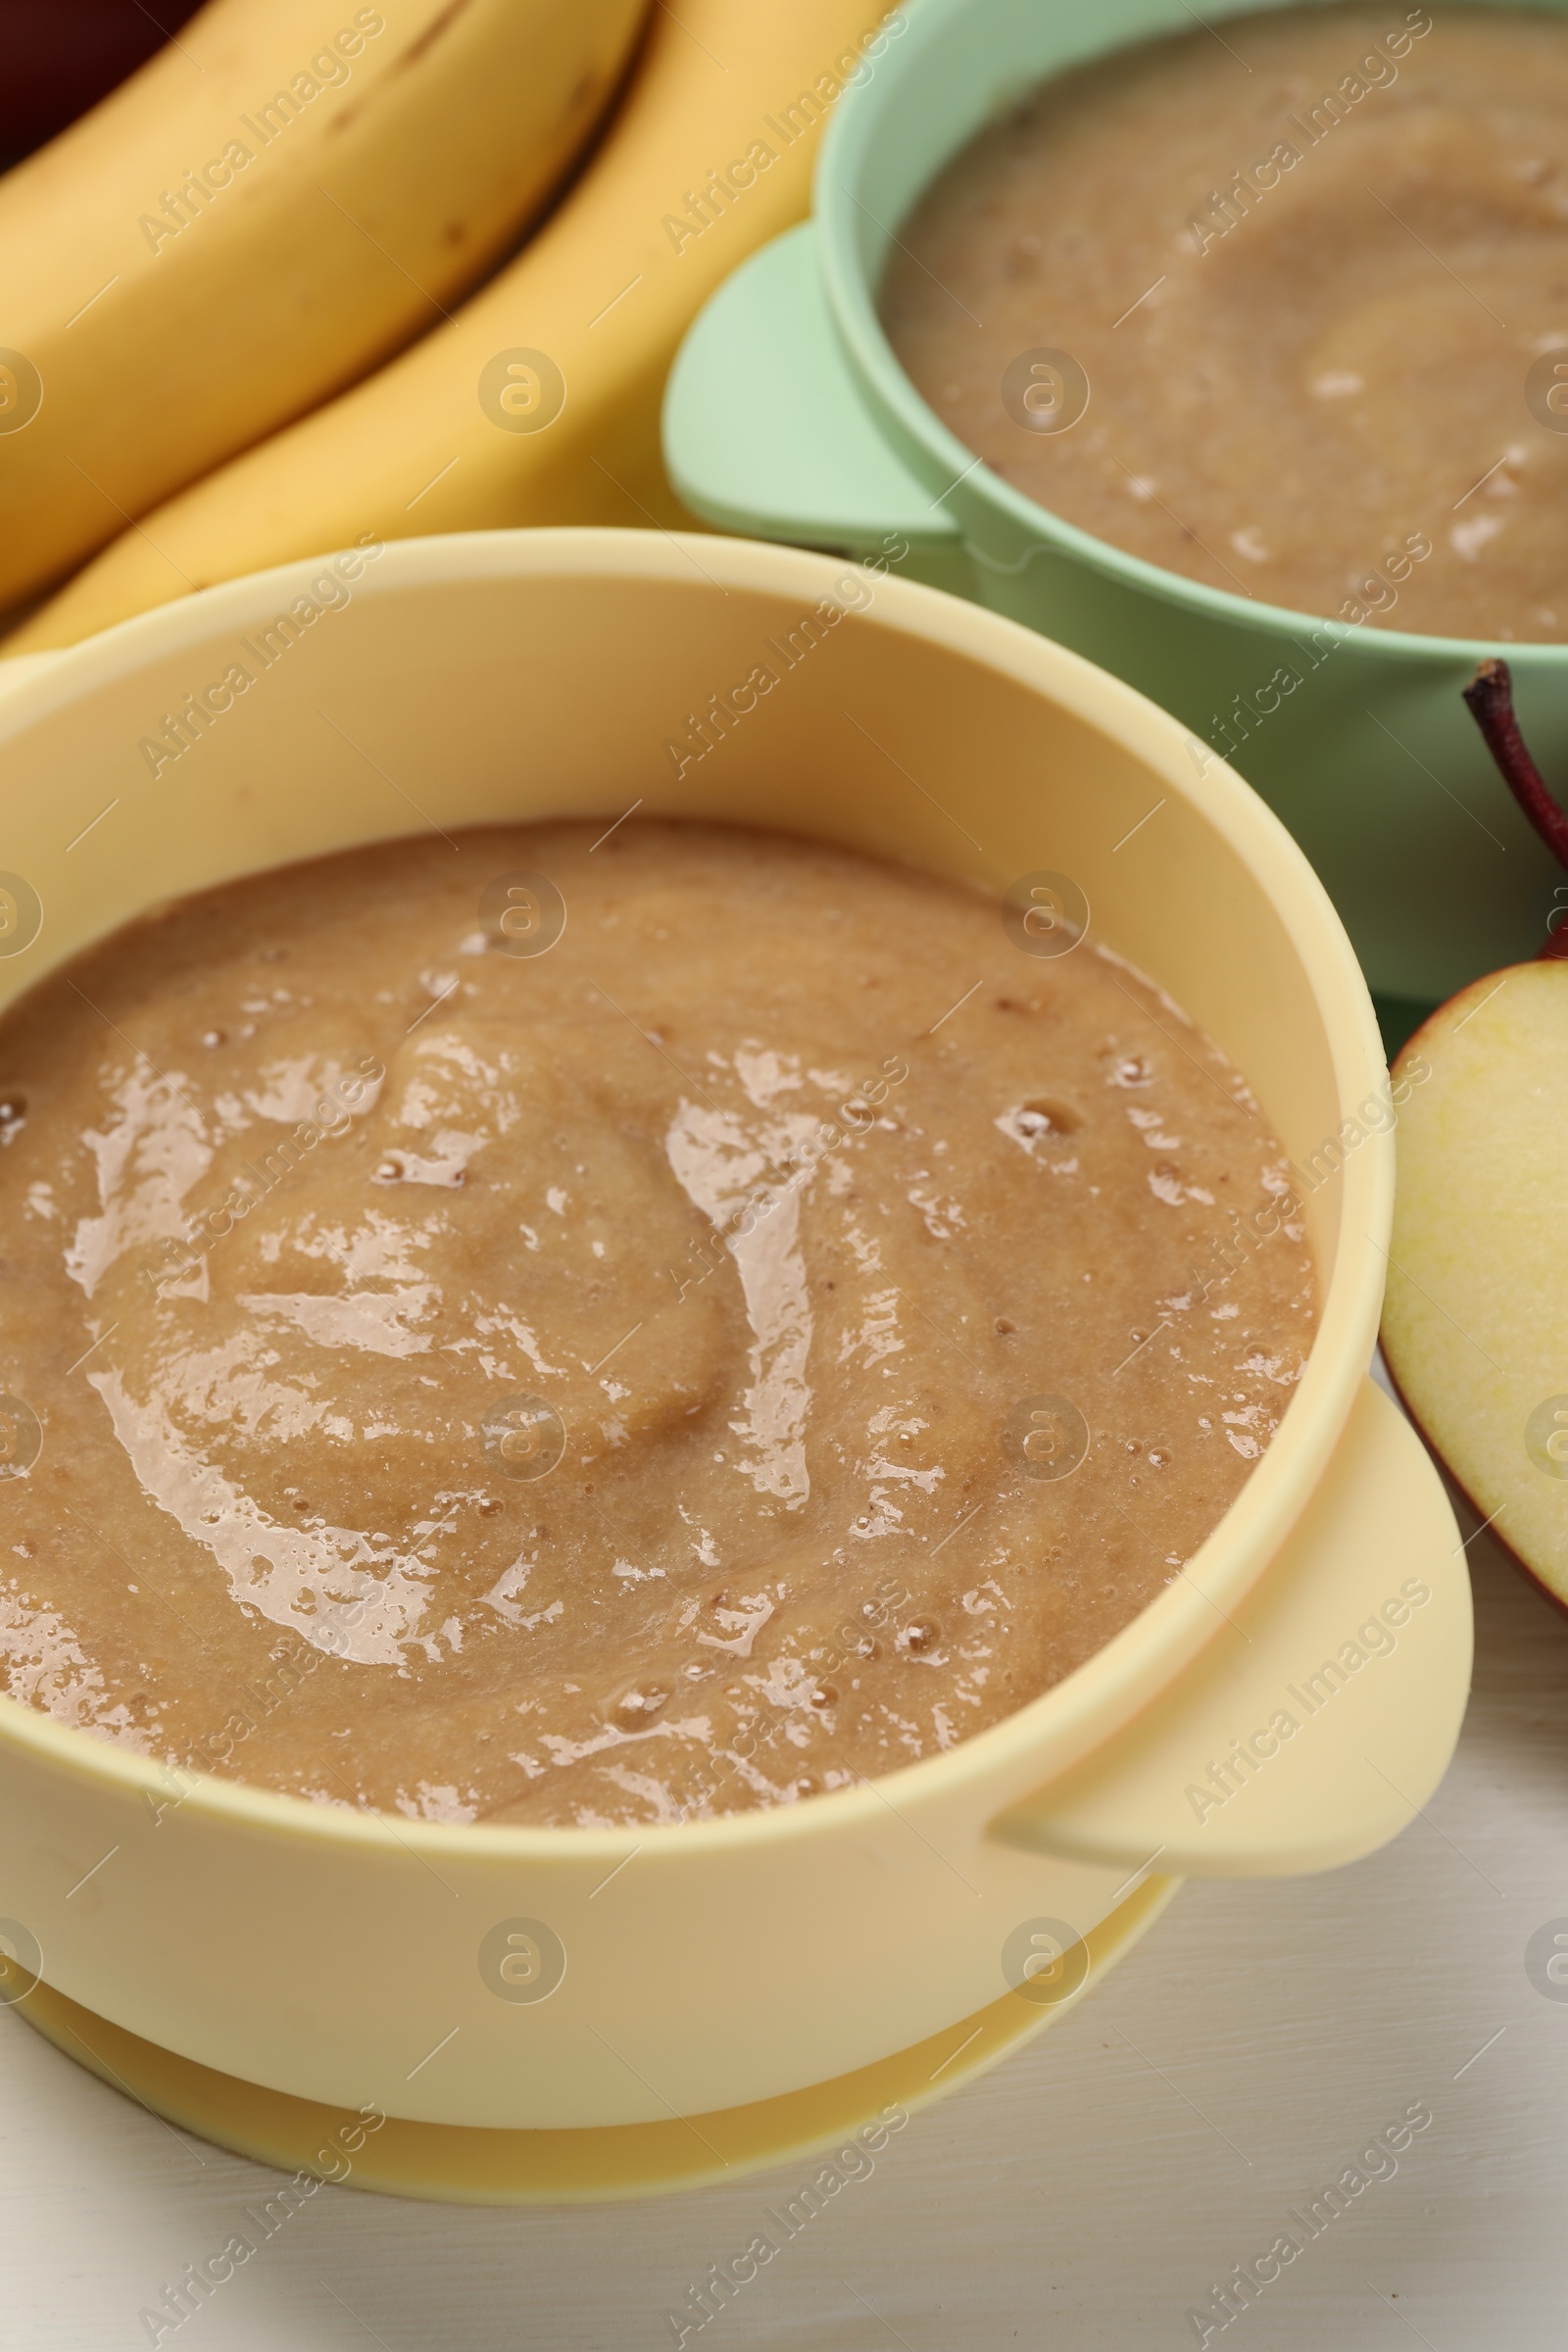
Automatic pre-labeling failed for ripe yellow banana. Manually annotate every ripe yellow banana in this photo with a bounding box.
[0,0,650,610]
[8,0,906,652]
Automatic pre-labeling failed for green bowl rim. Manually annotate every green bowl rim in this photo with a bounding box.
[817,0,1567,666]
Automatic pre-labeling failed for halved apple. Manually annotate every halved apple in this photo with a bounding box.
[1382,958,1568,1611]
[1381,658,1568,1610]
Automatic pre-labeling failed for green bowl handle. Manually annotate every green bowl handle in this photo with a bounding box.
[663,222,962,562]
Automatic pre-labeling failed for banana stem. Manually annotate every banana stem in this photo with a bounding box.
[1462,657,1568,959]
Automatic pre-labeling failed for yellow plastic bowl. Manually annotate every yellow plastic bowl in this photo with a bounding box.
[0,531,1466,2190]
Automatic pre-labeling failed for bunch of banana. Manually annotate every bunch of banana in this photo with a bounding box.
[7,0,907,652]
[0,0,650,610]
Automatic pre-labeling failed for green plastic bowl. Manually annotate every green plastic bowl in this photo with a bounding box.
[662,0,1568,1012]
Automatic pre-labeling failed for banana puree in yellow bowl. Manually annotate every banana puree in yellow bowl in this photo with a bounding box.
[0,529,1467,2199]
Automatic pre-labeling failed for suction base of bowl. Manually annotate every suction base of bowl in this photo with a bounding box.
[14,1876,1176,2204]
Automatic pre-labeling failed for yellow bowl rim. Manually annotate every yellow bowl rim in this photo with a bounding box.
[0,527,1391,1860]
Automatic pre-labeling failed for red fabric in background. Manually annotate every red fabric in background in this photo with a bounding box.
[0,0,202,166]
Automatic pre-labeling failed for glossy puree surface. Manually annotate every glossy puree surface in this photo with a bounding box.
[0,824,1315,1826]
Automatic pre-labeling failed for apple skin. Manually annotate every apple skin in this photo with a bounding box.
[1381,958,1568,1619]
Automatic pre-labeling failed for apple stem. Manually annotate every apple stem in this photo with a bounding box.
[1462,658,1568,958]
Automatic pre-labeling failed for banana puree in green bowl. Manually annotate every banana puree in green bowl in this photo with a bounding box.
[663,0,1568,1029]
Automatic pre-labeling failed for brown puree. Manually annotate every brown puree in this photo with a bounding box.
[883,5,1568,643]
[0,824,1314,1828]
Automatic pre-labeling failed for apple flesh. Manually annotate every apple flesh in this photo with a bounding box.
[1381,958,1568,1611]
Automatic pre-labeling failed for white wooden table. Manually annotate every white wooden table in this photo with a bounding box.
[6,1378,1565,2350]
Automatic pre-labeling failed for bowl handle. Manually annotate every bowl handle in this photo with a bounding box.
[987,1379,1471,1878]
[663,221,962,563]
